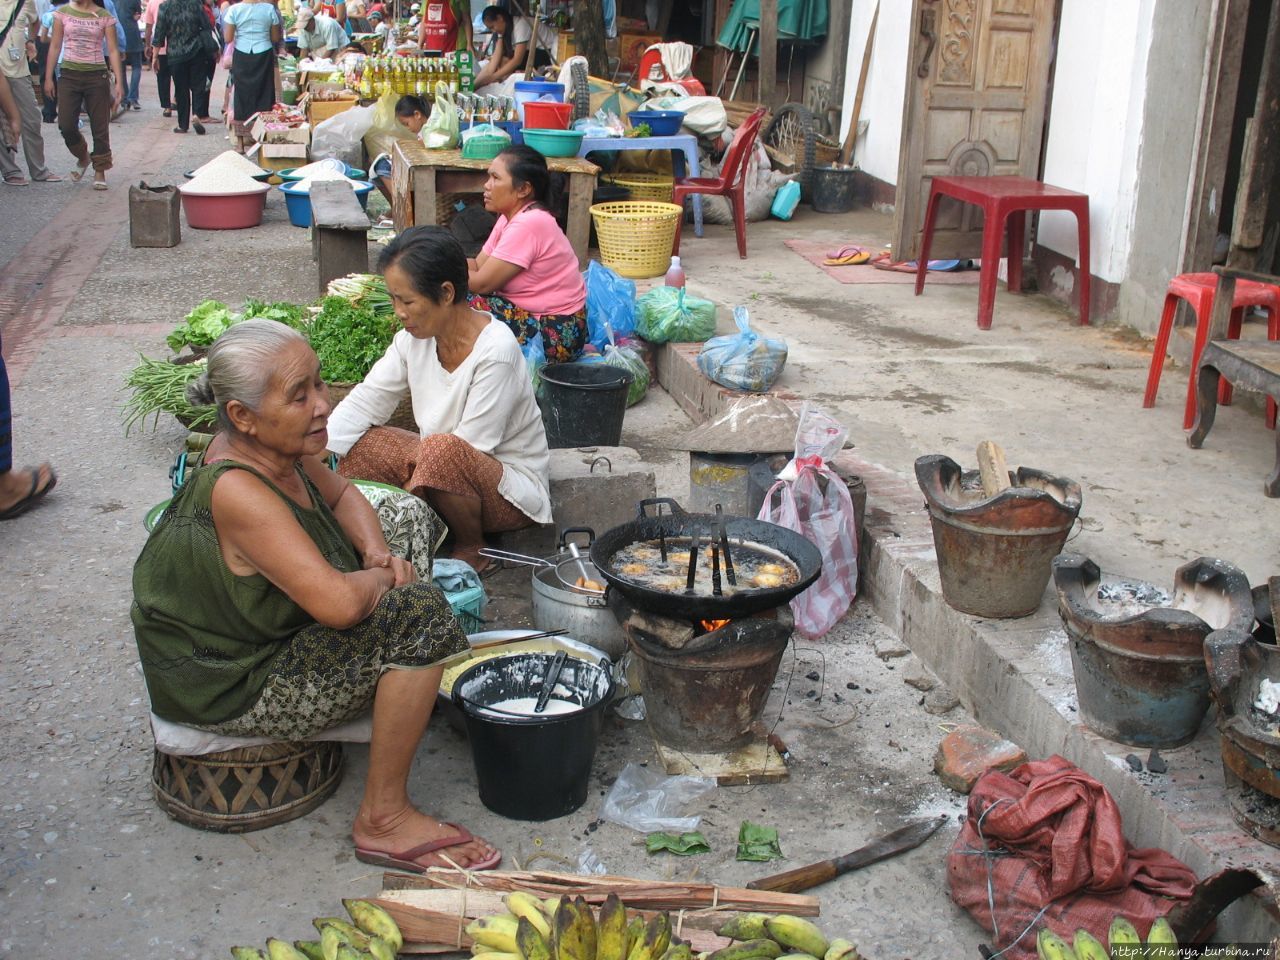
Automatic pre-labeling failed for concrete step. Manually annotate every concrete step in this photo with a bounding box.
[652,338,1280,940]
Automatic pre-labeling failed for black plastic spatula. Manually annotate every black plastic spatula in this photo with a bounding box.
[534,650,569,714]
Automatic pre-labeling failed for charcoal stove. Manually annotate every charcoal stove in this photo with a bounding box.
[1053,553,1254,748]
[1206,626,1280,848]
[614,598,794,752]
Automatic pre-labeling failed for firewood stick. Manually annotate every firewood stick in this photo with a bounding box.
[976,440,1012,497]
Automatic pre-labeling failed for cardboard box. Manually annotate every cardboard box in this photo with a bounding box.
[254,142,309,179]
[618,32,661,72]
[307,97,359,127]
[251,116,311,143]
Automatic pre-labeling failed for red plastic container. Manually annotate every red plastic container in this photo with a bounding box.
[181,189,269,230]
[523,101,573,130]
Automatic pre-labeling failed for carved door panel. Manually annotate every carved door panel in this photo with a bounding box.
[890,0,1056,260]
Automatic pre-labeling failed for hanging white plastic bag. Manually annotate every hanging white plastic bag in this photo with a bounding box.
[421,81,460,149]
[758,403,858,639]
[310,103,375,168]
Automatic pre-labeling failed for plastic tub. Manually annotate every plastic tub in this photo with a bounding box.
[626,110,685,136]
[538,362,634,448]
[513,80,564,123]
[181,188,271,229]
[277,164,368,182]
[523,101,572,130]
[455,652,613,820]
[278,180,375,228]
[183,168,272,183]
[521,127,584,158]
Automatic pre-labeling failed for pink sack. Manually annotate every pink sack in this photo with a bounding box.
[759,462,858,639]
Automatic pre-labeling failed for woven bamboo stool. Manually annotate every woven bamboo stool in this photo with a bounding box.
[152,741,344,833]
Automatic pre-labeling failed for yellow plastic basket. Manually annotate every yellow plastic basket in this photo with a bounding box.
[604,172,675,203]
[590,201,684,279]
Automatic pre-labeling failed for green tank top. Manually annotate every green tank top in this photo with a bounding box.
[130,460,361,726]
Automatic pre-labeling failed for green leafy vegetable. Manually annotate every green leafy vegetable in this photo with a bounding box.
[644,831,710,855]
[326,273,394,315]
[122,355,217,434]
[735,820,782,862]
[166,300,236,352]
[627,122,652,138]
[243,299,308,328]
[307,295,400,383]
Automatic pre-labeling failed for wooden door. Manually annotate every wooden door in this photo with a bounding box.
[890,0,1057,260]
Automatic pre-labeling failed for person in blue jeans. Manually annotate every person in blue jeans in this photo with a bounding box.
[0,332,58,521]
[114,0,143,108]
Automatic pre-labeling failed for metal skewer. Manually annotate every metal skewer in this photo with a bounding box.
[711,544,722,596]
[716,504,737,586]
[659,528,668,564]
[685,529,700,592]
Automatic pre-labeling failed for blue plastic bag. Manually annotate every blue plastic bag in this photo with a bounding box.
[585,260,637,350]
[697,307,787,393]
[522,334,547,394]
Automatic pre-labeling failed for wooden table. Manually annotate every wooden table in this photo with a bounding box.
[390,141,600,266]
[915,175,1091,331]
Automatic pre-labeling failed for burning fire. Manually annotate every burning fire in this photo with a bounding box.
[700,619,731,633]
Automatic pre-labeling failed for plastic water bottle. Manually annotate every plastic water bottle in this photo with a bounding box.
[664,255,686,288]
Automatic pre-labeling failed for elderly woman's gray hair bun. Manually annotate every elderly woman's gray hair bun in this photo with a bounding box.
[194,319,310,431]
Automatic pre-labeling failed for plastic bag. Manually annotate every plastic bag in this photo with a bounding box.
[366,90,405,140]
[461,121,511,145]
[581,343,649,406]
[310,103,375,168]
[635,287,717,344]
[697,306,787,392]
[758,403,858,639]
[585,259,636,349]
[521,333,546,393]
[421,82,460,150]
[600,762,716,834]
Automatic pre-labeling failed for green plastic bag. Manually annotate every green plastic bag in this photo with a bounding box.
[421,82,460,150]
[580,342,650,406]
[635,287,717,344]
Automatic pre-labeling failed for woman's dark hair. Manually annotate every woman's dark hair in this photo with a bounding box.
[480,5,512,59]
[395,94,431,118]
[497,144,553,206]
[378,226,470,305]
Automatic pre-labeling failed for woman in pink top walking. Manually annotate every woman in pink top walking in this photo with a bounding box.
[467,145,589,362]
[44,0,124,188]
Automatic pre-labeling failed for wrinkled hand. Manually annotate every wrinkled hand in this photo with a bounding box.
[365,550,417,588]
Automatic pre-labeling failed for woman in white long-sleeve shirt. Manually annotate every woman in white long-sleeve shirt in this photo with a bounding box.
[325,227,551,574]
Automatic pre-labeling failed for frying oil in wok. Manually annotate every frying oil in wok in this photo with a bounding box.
[609,538,800,597]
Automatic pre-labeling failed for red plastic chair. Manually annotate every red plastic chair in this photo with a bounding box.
[672,106,767,260]
[1142,271,1280,429]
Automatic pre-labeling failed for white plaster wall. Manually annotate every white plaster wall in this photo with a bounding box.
[837,1,911,184]
[1037,0,1155,283]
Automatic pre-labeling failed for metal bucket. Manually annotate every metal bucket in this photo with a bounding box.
[625,620,791,751]
[1054,554,1254,748]
[915,454,1082,619]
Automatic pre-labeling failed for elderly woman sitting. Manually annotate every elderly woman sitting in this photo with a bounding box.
[326,227,551,574]
[468,145,588,363]
[131,319,499,872]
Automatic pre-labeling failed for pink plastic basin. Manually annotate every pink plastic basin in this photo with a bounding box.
[182,189,268,230]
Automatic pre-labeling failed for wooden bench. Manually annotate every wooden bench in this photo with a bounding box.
[1187,266,1280,496]
[310,180,370,294]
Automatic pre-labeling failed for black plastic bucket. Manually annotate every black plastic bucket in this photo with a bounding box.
[455,653,614,821]
[539,362,634,449]
[811,166,858,214]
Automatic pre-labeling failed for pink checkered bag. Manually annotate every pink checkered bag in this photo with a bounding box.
[758,405,858,638]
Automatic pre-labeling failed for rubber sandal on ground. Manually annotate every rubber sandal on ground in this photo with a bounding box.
[354,823,502,873]
[92,181,108,191]
[0,466,57,520]
[824,243,865,260]
[872,259,920,273]
[823,246,871,266]
[926,259,962,272]
[32,173,63,182]
[69,162,89,182]
[3,174,29,186]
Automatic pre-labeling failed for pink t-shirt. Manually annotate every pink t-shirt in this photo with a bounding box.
[143,0,165,53]
[481,207,587,317]
[57,7,117,66]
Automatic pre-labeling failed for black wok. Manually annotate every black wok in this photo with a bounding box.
[590,498,823,620]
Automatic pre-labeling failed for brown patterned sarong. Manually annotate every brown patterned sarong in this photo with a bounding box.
[339,428,531,534]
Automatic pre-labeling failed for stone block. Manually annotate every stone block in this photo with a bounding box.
[934,724,1027,793]
[548,445,656,540]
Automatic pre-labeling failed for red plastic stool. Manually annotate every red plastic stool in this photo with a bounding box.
[1141,271,1280,429]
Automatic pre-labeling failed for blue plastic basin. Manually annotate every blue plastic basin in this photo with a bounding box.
[279,180,375,228]
[626,110,685,136]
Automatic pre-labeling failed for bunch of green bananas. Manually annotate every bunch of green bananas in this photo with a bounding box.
[1035,916,1178,960]
[713,913,860,960]
[229,899,404,960]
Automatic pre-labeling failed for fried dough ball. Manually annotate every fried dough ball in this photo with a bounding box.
[757,562,788,576]
[619,562,648,577]
[752,572,784,588]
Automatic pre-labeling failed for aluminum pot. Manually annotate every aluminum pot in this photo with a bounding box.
[532,565,627,658]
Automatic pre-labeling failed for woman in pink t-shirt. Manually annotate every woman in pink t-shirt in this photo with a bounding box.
[467,145,588,362]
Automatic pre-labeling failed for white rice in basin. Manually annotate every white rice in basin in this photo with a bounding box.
[180,168,272,196]
[190,150,265,178]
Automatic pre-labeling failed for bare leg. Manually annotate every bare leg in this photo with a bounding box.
[352,667,497,867]
[424,488,486,569]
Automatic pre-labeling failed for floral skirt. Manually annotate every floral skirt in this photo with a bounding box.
[198,582,466,740]
[469,292,587,363]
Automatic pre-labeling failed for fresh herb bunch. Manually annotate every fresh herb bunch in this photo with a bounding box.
[326,273,394,315]
[166,299,308,353]
[123,356,217,434]
[307,295,399,383]
[627,122,652,138]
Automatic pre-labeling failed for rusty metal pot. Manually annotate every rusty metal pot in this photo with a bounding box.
[1054,553,1254,748]
[915,454,1082,619]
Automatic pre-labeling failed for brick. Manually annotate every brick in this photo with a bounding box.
[934,724,1028,793]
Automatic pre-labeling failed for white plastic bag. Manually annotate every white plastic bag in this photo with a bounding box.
[600,762,716,833]
[310,103,375,168]
[759,403,858,639]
